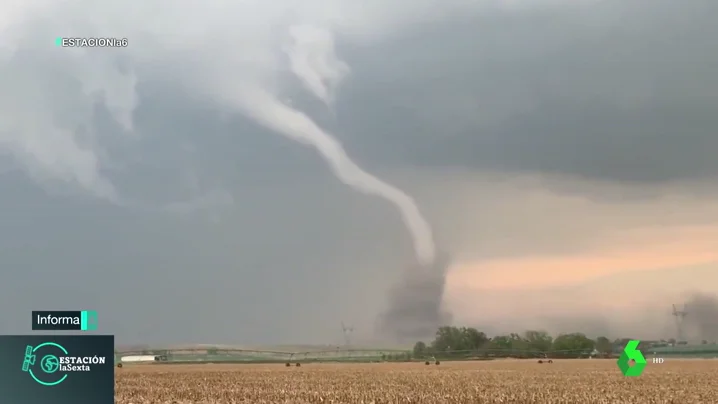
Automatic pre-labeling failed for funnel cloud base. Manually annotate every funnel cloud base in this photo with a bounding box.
[377,252,452,342]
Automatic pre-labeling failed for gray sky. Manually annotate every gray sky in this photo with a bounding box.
[1,0,716,345]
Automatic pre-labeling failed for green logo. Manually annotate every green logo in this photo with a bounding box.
[617,339,647,376]
[22,341,105,385]
[21,342,69,385]
[40,355,60,373]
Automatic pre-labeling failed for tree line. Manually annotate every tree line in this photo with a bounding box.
[405,326,652,360]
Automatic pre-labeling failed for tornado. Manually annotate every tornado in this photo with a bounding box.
[227,25,437,265]
[235,86,451,342]
[233,24,449,342]
[683,293,718,342]
[377,252,453,342]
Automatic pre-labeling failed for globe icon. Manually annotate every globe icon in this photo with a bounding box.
[40,355,59,374]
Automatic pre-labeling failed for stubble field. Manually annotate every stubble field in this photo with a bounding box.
[115,359,715,404]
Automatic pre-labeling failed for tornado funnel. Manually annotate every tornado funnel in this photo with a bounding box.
[377,252,453,342]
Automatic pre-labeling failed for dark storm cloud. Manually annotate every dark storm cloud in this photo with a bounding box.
[335,0,718,183]
[1,0,716,347]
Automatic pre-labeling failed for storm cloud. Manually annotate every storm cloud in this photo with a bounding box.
[335,0,718,184]
[0,0,716,345]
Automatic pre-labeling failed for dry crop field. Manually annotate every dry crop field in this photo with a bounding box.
[116,359,715,404]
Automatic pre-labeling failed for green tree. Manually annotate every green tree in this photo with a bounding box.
[413,341,427,358]
[524,330,553,352]
[509,333,529,351]
[428,326,491,357]
[431,326,464,351]
[462,327,489,350]
[489,335,512,350]
[595,336,612,355]
[552,333,595,356]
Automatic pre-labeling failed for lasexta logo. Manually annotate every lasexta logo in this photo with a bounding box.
[21,342,106,385]
[617,339,647,376]
[22,342,69,385]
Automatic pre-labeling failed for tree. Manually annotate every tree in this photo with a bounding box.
[552,333,595,356]
[462,327,489,350]
[509,333,529,351]
[524,330,553,352]
[488,335,512,350]
[432,326,485,352]
[422,324,653,360]
[431,326,463,351]
[413,341,427,358]
[595,336,612,355]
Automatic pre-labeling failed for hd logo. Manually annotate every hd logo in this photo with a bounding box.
[21,342,107,386]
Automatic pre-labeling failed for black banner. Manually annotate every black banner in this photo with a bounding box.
[0,335,114,404]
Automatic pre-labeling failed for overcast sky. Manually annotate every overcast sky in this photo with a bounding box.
[1,0,716,345]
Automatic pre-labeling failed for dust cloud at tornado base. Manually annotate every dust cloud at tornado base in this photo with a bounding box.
[376,252,453,342]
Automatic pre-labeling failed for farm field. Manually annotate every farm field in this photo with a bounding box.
[115,359,715,403]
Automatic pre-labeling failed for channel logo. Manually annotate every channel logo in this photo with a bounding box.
[21,341,108,386]
[617,340,647,376]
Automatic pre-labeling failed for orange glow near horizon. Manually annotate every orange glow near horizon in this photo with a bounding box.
[446,225,718,291]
